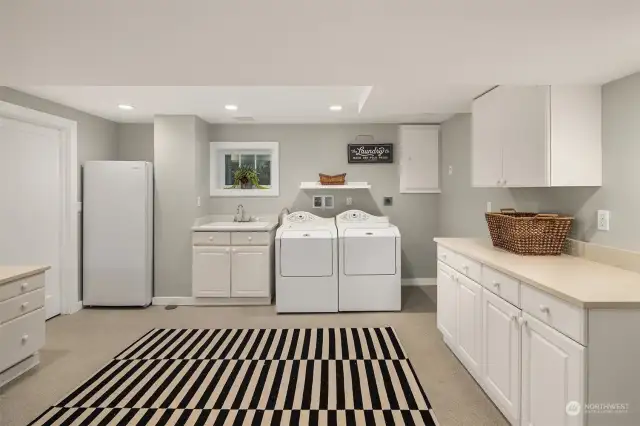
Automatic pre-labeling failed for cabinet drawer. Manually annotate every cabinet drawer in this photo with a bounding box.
[231,232,270,246]
[521,284,586,345]
[453,253,482,283]
[0,273,45,303]
[0,289,45,324]
[437,245,457,268]
[0,308,45,372]
[482,267,520,307]
[192,232,231,246]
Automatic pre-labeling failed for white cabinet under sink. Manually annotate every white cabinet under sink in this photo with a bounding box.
[192,230,274,304]
[472,85,602,187]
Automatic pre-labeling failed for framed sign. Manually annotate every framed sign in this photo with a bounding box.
[348,143,393,164]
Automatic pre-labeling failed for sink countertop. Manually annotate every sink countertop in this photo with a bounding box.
[434,238,640,309]
[0,265,50,286]
[192,214,278,232]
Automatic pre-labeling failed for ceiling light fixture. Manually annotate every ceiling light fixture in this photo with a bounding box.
[118,104,134,110]
[225,105,238,111]
[329,105,343,111]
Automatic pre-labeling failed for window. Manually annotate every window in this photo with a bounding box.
[210,142,279,197]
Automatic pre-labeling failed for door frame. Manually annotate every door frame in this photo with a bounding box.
[0,100,80,315]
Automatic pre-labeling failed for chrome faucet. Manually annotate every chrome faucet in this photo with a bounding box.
[234,204,248,222]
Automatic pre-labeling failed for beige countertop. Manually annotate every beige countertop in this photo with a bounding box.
[0,265,50,286]
[434,238,640,309]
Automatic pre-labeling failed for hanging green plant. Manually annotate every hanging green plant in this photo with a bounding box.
[227,166,267,189]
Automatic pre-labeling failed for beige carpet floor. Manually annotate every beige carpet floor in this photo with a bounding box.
[0,287,508,426]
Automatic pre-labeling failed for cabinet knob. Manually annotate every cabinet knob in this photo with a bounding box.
[493,281,500,288]
[208,237,214,241]
[21,282,28,291]
[21,334,29,343]
[21,302,29,310]
[496,180,501,186]
[517,317,527,327]
[462,264,469,271]
[248,236,252,241]
[539,305,550,313]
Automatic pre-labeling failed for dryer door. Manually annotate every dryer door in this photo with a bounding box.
[280,230,334,277]
[343,228,397,275]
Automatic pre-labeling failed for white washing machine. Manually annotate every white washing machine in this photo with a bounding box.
[337,210,401,311]
[276,211,338,313]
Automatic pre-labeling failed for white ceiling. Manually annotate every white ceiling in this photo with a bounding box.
[4,0,640,123]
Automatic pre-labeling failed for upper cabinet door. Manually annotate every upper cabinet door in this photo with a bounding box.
[500,86,550,187]
[472,88,505,187]
[398,125,440,193]
[521,313,585,426]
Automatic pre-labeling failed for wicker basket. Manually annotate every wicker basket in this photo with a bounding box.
[319,173,346,185]
[485,209,573,256]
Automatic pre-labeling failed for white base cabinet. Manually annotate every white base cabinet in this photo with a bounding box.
[192,230,274,304]
[521,313,585,426]
[436,262,457,343]
[482,289,521,424]
[456,274,483,379]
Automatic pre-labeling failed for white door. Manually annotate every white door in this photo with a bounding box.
[521,313,585,426]
[482,289,521,424]
[0,116,62,319]
[399,125,439,193]
[436,262,457,344]
[192,246,230,297]
[472,88,505,187]
[456,274,483,378]
[500,86,550,187]
[231,246,269,298]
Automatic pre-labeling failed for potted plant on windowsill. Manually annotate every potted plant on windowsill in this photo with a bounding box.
[228,166,267,189]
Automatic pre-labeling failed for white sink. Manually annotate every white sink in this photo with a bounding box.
[198,221,271,230]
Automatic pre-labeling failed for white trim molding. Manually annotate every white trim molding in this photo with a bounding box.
[0,101,80,315]
[402,278,436,286]
[210,141,280,197]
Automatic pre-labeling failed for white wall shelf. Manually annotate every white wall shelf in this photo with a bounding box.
[300,182,371,189]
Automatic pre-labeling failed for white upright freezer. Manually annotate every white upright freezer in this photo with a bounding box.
[83,161,153,306]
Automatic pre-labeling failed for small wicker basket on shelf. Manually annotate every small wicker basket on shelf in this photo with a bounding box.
[319,173,346,185]
[485,209,573,256]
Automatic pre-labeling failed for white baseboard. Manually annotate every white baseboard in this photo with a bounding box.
[152,296,272,306]
[401,278,436,286]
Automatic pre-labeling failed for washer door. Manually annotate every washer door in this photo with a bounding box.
[280,230,334,277]
[344,228,397,275]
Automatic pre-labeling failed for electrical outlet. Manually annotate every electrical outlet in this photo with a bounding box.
[346,197,353,206]
[384,197,393,206]
[448,165,453,175]
[196,196,201,207]
[597,210,610,231]
[486,201,492,212]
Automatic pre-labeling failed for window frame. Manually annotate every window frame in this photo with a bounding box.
[210,141,280,197]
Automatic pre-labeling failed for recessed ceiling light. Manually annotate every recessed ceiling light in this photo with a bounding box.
[329,105,343,111]
[225,105,238,111]
[118,104,134,110]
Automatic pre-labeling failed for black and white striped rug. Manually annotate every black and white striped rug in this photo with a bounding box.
[30,327,438,425]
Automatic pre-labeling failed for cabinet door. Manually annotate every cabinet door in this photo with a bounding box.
[521,313,585,426]
[456,274,483,378]
[482,289,521,424]
[399,125,440,193]
[231,246,270,298]
[500,86,550,187]
[472,88,504,187]
[192,246,230,297]
[436,262,457,344]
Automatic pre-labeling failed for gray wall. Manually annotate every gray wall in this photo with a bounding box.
[154,116,208,297]
[440,71,640,252]
[117,123,154,162]
[208,124,439,279]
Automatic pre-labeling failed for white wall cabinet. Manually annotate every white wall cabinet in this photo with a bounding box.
[192,230,274,304]
[192,246,231,298]
[521,312,585,426]
[231,247,270,298]
[398,125,440,193]
[472,85,602,187]
[482,289,521,425]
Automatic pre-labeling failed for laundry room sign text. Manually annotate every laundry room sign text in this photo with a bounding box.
[347,143,393,164]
